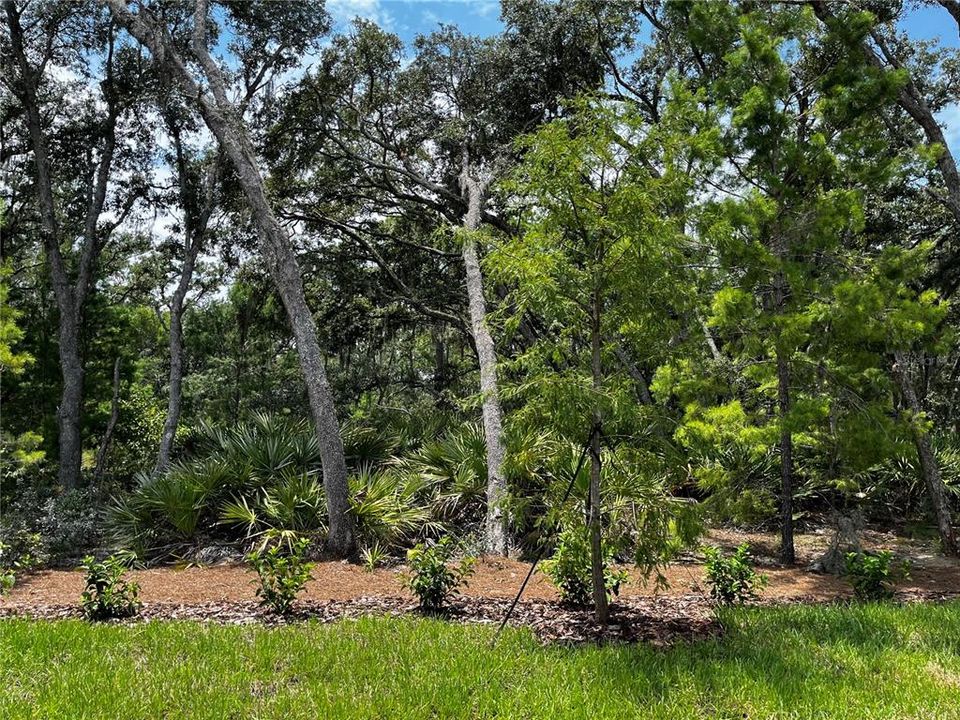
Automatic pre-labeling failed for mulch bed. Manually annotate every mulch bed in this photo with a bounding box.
[0,595,720,646]
[3,530,959,646]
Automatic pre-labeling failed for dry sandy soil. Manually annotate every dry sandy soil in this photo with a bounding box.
[3,528,958,610]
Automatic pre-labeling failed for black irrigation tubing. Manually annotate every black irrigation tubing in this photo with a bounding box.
[490,424,599,647]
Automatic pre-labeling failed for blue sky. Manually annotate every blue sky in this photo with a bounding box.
[327,0,960,47]
[326,0,503,41]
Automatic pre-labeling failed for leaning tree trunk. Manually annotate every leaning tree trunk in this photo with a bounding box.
[892,351,958,556]
[460,166,509,556]
[589,287,609,624]
[104,0,355,555]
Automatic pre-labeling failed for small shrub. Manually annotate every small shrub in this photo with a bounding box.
[404,537,475,612]
[0,541,14,594]
[703,543,767,605]
[0,568,13,595]
[844,550,909,601]
[0,533,42,595]
[541,526,628,606]
[246,537,314,615]
[0,518,45,571]
[41,488,102,560]
[361,541,388,572]
[80,553,141,620]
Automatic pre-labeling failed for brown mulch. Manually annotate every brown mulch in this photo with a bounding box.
[0,595,720,646]
[2,529,959,645]
[0,552,861,609]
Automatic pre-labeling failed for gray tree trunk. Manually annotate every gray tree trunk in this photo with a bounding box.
[94,358,121,482]
[106,0,355,555]
[892,351,958,556]
[589,287,609,624]
[460,165,508,556]
[155,131,218,475]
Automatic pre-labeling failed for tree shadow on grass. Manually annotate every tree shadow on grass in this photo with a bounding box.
[550,602,960,714]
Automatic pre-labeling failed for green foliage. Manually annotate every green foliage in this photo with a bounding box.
[541,525,628,606]
[80,554,141,621]
[221,472,327,553]
[0,521,44,577]
[0,261,32,376]
[844,550,909,601]
[107,415,324,557]
[703,543,768,605]
[0,540,28,595]
[245,537,314,615]
[404,537,475,612]
[40,488,103,560]
[348,468,438,549]
[360,541,388,572]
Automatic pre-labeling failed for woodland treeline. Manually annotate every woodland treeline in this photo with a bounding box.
[3,0,960,614]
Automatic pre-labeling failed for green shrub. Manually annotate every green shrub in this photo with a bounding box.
[80,553,141,620]
[541,526,628,606]
[0,541,14,595]
[41,488,102,559]
[703,543,767,605]
[844,550,909,601]
[348,468,439,549]
[246,537,314,615]
[222,472,327,553]
[0,532,43,595]
[404,537,475,612]
[361,541,388,572]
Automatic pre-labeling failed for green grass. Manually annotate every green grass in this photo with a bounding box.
[2,603,960,719]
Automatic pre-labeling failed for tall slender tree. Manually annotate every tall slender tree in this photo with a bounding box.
[3,0,146,488]
[105,0,355,554]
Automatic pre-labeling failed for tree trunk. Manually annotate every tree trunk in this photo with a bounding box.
[776,345,795,564]
[94,357,121,482]
[155,279,188,475]
[589,287,609,624]
[155,131,216,475]
[892,351,958,556]
[460,165,509,556]
[57,333,84,489]
[104,0,355,555]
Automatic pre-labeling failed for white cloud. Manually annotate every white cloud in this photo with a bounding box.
[327,0,394,29]
[473,0,498,18]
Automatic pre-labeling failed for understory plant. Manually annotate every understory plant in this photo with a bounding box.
[246,536,314,614]
[361,541,388,572]
[0,535,42,595]
[703,543,767,605]
[404,537,475,612]
[844,550,909,601]
[80,553,141,620]
[541,525,629,607]
[0,541,13,594]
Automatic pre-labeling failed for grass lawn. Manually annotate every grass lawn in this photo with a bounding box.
[2,603,960,719]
